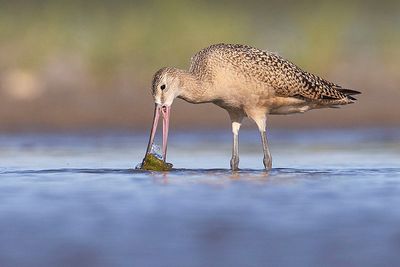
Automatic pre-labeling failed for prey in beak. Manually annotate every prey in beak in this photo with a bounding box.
[144,104,171,162]
[142,67,180,170]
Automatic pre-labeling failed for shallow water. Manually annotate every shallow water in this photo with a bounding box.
[1,129,400,267]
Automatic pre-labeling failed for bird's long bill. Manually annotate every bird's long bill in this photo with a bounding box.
[161,105,171,161]
[144,104,170,162]
[145,104,160,156]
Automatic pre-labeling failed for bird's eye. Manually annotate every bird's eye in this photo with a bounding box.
[160,84,166,90]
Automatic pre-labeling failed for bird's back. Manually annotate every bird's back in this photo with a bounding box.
[189,43,360,107]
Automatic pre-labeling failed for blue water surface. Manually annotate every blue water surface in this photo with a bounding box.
[0,129,399,267]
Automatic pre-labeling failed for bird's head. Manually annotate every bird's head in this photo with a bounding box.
[151,67,181,107]
[145,67,181,162]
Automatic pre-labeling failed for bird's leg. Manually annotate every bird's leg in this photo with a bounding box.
[231,122,240,171]
[260,130,272,170]
[229,112,243,171]
[253,116,272,171]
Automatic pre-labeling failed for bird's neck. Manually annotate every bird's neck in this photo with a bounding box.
[177,70,213,104]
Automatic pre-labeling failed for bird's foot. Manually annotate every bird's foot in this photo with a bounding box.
[230,157,239,171]
[263,156,272,171]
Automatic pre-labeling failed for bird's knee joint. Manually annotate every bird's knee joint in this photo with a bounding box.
[232,122,241,135]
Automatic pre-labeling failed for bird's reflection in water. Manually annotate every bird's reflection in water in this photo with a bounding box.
[150,171,170,185]
[229,170,270,182]
[147,169,272,186]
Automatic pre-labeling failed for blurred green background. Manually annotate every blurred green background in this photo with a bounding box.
[0,0,399,132]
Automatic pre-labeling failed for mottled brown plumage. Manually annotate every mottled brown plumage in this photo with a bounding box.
[150,43,360,170]
[188,43,359,106]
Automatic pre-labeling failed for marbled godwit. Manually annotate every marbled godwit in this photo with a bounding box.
[145,43,360,170]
